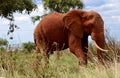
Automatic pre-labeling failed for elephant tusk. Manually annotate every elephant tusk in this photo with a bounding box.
[93,40,108,52]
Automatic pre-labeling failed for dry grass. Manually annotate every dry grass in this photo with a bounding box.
[0,48,120,78]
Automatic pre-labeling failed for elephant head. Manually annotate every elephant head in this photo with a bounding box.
[63,10,108,54]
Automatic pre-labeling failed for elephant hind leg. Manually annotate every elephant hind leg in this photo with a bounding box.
[34,37,46,66]
[34,38,41,53]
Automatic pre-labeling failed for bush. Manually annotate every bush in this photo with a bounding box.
[0,38,8,46]
[0,38,8,51]
[22,42,35,53]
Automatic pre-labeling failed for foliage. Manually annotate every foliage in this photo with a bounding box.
[42,0,84,13]
[31,15,41,23]
[22,42,35,53]
[0,38,8,51]
[0,0,37,34]
[0,0,36,20]
[31,0,84,23]
[31,14,47,23]
[0,38,8,46]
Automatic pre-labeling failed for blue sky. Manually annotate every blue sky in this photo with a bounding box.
[0,0,120,44]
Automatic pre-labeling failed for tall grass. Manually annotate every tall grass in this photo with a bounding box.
[0,31,120,78]
[0,49,120,78]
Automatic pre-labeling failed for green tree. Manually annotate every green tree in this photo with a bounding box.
[0,0,37,34]
[0,38,8,46]
[43,0,84,13]
[31,0,84,23]
[0,38,8,51]
[22,42,35,53]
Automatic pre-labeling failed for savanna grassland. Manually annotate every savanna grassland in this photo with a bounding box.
[0,47,120,78]
[0,32,120,78]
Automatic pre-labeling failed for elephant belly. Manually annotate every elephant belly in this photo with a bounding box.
[46,29,68,50]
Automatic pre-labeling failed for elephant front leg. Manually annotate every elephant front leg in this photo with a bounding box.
[68,33,87,66]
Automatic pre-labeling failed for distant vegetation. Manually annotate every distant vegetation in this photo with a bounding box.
[0,38,8,51]
[22,42,35,53]
[0,38,35,52]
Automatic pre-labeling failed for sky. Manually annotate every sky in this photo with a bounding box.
[0,0,120,45]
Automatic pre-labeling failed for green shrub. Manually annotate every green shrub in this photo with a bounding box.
[0,38,8,51]
[22,41,35,53]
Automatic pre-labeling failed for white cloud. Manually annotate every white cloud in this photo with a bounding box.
[30,4,44,16]
[15,16,29,22]
[0,18,9,25]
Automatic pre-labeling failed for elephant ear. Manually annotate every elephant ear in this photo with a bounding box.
[63,10,85,38]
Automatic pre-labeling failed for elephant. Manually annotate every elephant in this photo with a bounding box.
[34,9,108,66]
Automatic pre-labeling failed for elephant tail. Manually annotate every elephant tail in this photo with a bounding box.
[34,25,47,53]
[34,38,37,46]
[34,32,40,53]
[34,25,44,52]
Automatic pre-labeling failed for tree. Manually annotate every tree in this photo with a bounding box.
[43,0,84,13]
[0,0,37,34]
[22,42,35,53]
[31,0,84,23]
[0,38,8,46]
[0,38,8,51]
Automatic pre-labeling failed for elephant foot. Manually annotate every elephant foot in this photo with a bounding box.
[78,59,87,67]
[32,59,41,75]
[79,62,87,67]
[32,53,42,70]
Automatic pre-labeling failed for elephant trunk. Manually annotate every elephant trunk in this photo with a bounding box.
[92,33,108,64]
[91,32,108,52]
[93,40,108,52]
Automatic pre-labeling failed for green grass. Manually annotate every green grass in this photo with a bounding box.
[0,49,120,78]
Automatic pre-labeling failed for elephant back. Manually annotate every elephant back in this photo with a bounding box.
[34,12,68,48]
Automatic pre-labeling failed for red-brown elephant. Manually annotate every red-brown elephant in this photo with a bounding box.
[34,9,108,66]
